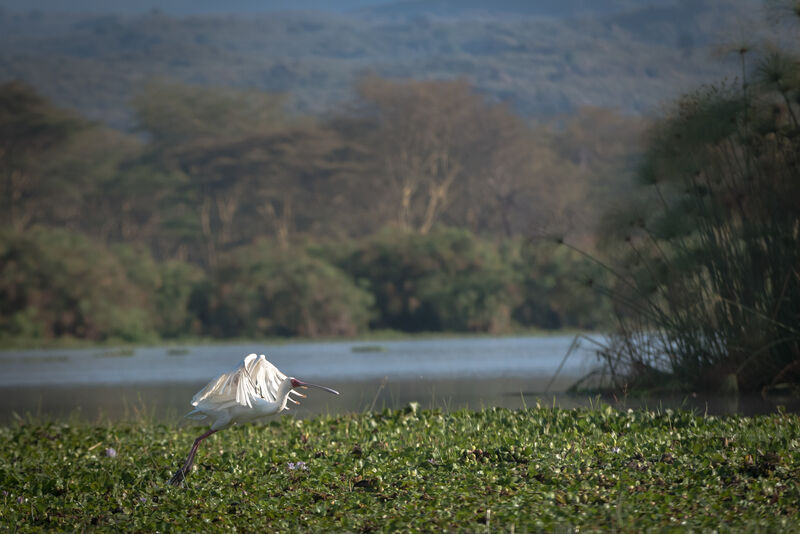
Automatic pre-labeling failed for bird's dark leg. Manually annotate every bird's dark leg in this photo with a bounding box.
[168,429,218,486]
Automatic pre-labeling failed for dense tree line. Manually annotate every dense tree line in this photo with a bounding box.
[0,225,614,343]
[0,78,638,343]
[1,78,643,258]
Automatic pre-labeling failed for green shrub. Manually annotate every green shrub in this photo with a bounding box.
[0,227,157,342]
[112,244,206,339]
[341,227,518,332]
[203,242,374,338]
[509,240,614,330]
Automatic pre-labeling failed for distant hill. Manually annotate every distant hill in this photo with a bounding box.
[0,0,763,128]
[357,0,666,18]
[0,0,396,15]
[0,0,677,17]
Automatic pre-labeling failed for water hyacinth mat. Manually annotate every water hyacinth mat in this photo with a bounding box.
[1,405,799,532]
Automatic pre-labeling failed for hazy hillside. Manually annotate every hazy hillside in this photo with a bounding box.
[0,0,666,16]
[0,0,396,15]
[357,0,670,18]
[0,0,762,128]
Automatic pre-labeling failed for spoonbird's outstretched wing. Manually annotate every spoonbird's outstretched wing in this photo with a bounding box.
[191,353,288,410]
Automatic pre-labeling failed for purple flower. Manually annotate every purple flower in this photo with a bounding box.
[287,461,307,471]
[105,447,117,458]
[17,496,25,504]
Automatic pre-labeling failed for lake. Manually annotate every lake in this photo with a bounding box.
[0,335,791,422]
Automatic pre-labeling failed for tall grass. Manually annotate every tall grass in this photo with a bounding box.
[572,40,800,394]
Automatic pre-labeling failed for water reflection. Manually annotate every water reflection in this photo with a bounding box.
[0,376,577,424]
[1,375,795,424]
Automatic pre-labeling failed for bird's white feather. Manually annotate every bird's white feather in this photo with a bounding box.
[191,353,288,410]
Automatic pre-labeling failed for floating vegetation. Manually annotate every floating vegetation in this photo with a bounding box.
[0,407,798,531]
[1,355,69,364]
[166,348,190,356]
[351,344,387,353]
[95,348,135,358]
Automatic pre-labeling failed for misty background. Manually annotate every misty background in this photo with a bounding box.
[1,0,800,424]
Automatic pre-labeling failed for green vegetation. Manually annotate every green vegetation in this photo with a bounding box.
[336,227,519,333]
[580,36,800,395]
[204,243,375,338]
[1,406,799,531]
[0,227,201,345]
[96,348,136,358]
[0,226,611,345]
[0,72,628,346]
[0,227,158,343]
[0,73,637,345]
[351,345,387,353]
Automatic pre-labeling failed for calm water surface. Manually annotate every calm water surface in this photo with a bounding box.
[0,336,598,386]
[0,336,793,422]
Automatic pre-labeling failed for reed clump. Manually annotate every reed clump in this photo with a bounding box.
[576,39,800,395]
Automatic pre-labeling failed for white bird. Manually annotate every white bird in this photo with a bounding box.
[168,353,339,486]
